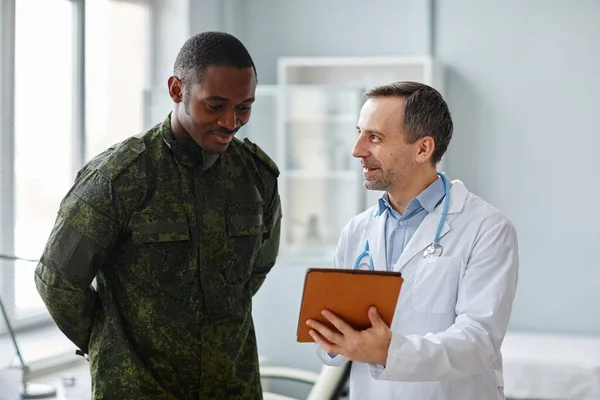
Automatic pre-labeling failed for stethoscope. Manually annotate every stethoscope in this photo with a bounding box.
[353,172,451,271]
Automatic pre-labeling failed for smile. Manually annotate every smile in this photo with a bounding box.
[363,167,381,178]
[213,133,234,145]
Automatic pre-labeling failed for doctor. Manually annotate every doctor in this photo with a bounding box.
[306,81,519,400]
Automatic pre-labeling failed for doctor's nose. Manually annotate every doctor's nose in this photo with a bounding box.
[352,137,369,159]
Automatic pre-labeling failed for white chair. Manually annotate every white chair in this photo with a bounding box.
[261,363,351,400]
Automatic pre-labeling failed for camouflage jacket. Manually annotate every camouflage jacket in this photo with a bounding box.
[34,115,282,399]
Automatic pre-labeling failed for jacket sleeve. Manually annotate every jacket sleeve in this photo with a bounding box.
[250,179,282,296]
[371,215,519,381]
[34,169,124,354]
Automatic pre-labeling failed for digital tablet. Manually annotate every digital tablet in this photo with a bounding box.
[296,268,403,343]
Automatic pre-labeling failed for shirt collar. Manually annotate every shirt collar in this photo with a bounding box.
[377,175,448,216]
[159,113,220,170]
[417,176,447,213]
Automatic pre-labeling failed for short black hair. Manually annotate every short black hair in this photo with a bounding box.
[365,81,453,164]
[173,31,257,85]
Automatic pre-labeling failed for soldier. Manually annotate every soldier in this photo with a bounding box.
[35,31,281,399]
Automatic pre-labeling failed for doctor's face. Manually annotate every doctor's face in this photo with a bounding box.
[353,97,420,192]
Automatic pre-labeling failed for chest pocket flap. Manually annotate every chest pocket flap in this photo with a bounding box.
[131,212,190,243]
[226,205,265,236]
[226,184,266,237]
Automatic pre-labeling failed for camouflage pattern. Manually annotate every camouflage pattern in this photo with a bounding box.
[34,114,282,399]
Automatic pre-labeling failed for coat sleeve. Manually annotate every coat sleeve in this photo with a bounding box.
[371,214,519,381]
[34,169,124,354]
[314,222,351,367]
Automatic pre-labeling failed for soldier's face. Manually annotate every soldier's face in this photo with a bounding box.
[172,65,256,154]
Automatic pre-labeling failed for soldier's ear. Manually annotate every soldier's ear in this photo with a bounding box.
[168,76,183,103]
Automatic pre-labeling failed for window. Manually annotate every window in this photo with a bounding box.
[13,0,75,320]
[0,0,150,332]
[86,0,149,160]
[0,0,13,334]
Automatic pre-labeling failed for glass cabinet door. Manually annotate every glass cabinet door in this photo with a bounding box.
[279,84,365,259]
[235,85,279,161]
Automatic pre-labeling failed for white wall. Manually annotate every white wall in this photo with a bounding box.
[240,0,431,84]
[436,0,600,335]
[188,0,431,83]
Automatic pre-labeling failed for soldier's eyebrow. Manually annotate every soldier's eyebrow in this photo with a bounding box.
[204,96,255,104]
[205,96,229,102]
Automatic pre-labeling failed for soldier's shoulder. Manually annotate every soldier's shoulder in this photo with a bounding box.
[91,136,145,180]
[237,137,280,177]
[86,126,165,183]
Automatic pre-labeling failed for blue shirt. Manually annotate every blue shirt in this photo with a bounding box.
[378,176,448,269]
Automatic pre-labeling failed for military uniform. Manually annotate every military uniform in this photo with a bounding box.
[34,115,281,399]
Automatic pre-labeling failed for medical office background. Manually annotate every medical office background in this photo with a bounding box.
[0,0,599,399]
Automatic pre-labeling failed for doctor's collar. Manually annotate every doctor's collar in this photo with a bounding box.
[377,176,448,216]
[419,176,449,213]
[377,194,393,217]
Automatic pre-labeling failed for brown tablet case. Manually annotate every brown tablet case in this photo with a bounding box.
[296,268,404,343]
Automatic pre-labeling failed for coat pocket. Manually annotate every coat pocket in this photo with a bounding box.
[411,256,461,314]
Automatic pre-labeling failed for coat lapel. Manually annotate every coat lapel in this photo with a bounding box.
[393,179,469,272]
[365,212,388,271]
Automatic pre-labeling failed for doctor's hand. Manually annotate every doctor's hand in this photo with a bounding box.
[306,306,391,366]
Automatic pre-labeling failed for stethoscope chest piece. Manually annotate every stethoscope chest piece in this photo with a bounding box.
[423,242,443,258]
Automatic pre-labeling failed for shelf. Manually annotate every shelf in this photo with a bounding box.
[284,170,357,180]
[277,56,441,95]
[278,56,434,68]
[285,115,357,124]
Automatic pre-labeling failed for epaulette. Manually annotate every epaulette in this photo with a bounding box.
[242,138,280,177]
[95,136,146,181]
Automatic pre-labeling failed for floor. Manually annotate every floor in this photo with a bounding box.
[29,361,91,400]
[25,363,310,400]
[20,363,531,400]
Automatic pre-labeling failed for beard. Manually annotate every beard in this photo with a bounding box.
[364,169,395,191]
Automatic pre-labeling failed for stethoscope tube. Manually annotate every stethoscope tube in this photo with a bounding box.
[352,241,374,271]
[433,173,451,247]
[353,172,450,271]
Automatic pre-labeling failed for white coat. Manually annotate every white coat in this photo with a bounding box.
[316,179,519,400]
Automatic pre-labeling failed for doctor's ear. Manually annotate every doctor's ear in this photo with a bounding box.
[415,136,435,164]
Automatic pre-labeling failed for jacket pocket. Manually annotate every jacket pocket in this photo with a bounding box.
[130,212,192,286]
[132,213,190,243]
[411,256,461,314]
[224,204,265,283]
